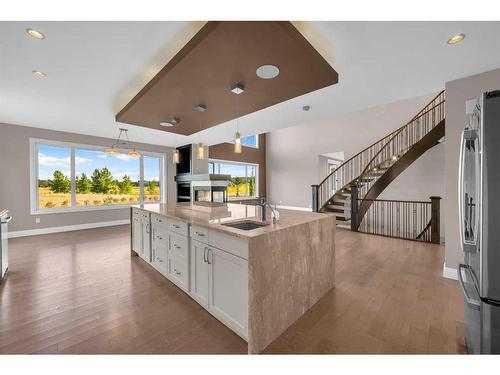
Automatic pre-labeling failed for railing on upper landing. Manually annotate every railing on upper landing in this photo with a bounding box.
[353,196,441,243]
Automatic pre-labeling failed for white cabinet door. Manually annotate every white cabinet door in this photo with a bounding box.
[207,246,248,339]
[151,229,168,275]
[140,212,151,262]
[189,239,209,308]
[132,216,142,254]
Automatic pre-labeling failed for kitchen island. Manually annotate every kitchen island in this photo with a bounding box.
[130,202,335,353]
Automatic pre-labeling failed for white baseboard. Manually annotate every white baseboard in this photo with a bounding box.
[276,205,312,212]
[442,263,458,280]
[8,219,130,238]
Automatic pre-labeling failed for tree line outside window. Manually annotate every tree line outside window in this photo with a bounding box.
[33,142,163,211]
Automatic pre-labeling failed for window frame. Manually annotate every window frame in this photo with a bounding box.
[208,158,259,200]
[29,138,166,215]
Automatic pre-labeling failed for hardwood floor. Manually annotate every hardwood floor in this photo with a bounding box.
[0,225,466,354]
[264,228,466,354]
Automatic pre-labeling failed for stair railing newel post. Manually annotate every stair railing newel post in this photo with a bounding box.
[430,196,441,244]
[350,183,359,231]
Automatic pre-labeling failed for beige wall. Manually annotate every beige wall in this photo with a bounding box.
[266,94,443,209]
[444,68,500,271]
[0,122,176,232]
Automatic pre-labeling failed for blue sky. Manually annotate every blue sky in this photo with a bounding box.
[38,145,160,182]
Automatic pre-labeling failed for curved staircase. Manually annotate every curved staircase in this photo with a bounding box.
[313,91,445,231]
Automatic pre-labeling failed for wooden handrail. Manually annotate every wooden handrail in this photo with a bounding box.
[357,97,445,182]
[359,198,431,204]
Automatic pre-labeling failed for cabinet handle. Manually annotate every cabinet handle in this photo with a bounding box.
[173,224,180,229]
[194,231,205,237]
[204,247,208,263]
[174,244,181,249]
[156,257,162,263]
[174,268,181,276]
[207,248,212,265]
[145,223,150,234]
[157,235,163,240]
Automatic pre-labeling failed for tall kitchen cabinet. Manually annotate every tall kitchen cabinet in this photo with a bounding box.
[189,225,248,340]
[132,208,151,262]
[150,214,168,275]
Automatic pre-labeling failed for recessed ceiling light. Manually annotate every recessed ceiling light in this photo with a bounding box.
[230,83,245,95]
[194,104,207,112]
[447,33,465,45]
[26,28,45,40]
[32,70,47,78]
[256,64,280,79]
[160,117,181,127]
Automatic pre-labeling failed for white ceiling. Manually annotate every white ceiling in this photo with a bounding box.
[1,21,500,147]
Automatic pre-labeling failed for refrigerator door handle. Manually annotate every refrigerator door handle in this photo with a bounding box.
[458,263,481,311]
[0,216,12,224]
[458,130,466,251]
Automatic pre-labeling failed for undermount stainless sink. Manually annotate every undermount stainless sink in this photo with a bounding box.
[222,220,269,231]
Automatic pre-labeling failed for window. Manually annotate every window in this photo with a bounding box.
[31,139,165,213]
[241,135,258,148]
[37,144,72,209]
[209,160,258,199]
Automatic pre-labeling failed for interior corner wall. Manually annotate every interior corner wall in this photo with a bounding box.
[0,122,176,232]
[208,134,266,198]
[444,68,500,271]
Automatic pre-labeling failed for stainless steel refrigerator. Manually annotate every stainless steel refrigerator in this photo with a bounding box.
[459,90,500,354]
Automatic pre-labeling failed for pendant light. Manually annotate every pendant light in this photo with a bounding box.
[234,130,242,154]
[196,110,206,160]
[173,149,180,164]
[172,134,180,164]
[232,83,243,154]
[197,142,205,160]
[105,128,140,157]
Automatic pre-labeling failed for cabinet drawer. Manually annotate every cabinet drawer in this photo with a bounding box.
[151,213,167,226]
[167,218,188,236]
[209,230,248,260]
[170,232,188,259]
[190,225,209,244]
[152,230,168,248]
[168,254,189,291]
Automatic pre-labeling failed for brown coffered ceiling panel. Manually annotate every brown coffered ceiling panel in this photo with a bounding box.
[115,21,338,135]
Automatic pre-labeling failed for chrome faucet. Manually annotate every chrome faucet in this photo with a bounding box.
[257,198,279,223]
